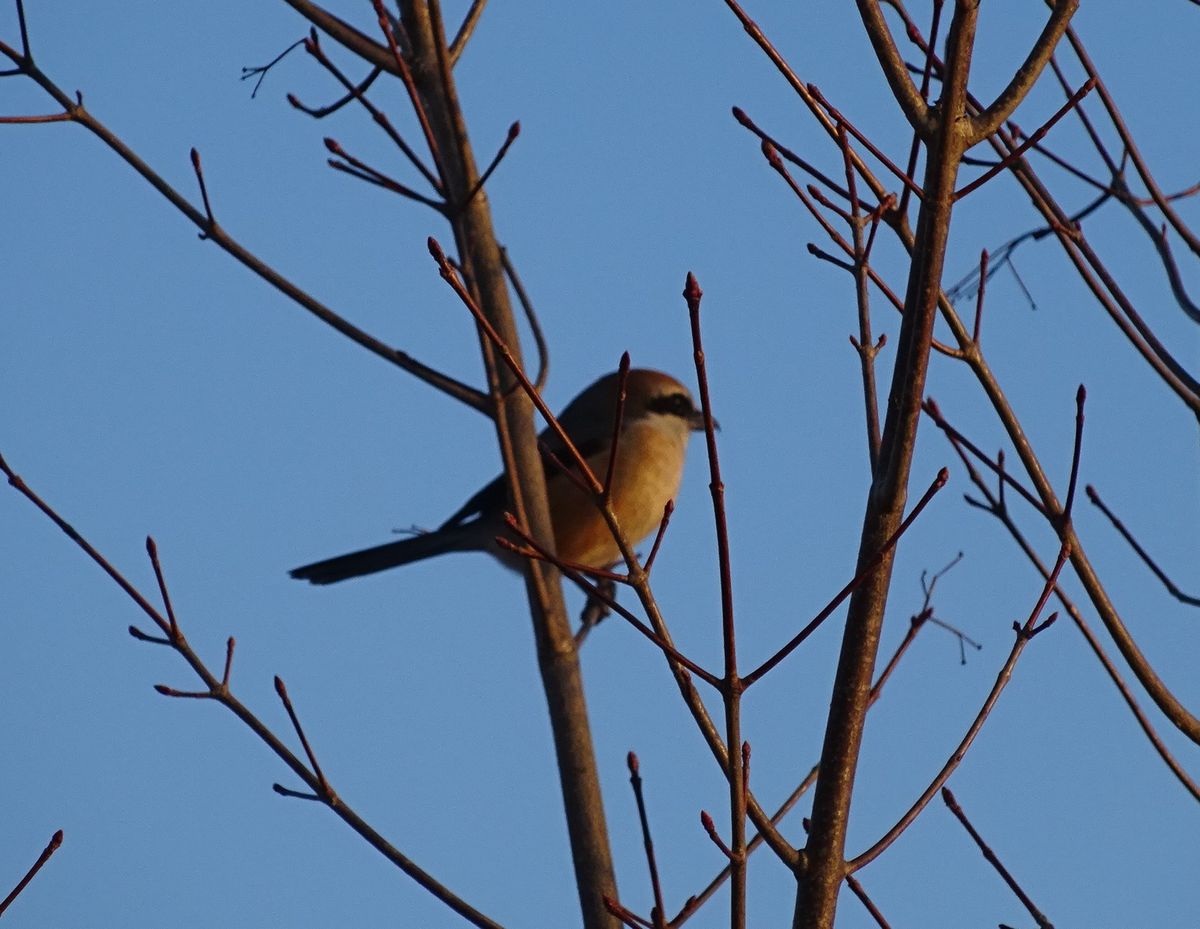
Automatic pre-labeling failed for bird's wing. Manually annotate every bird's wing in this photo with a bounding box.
[437,431,609,531]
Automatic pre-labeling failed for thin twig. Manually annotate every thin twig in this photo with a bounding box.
[673,601,933,925]
[845,874,894,929]
[300,31,442,194]
[942,788,1056,929]
[189,148,215,234]
[239,38,304,98]
[371,0,445,183]
[495,523,722,687]
[743,468,949,687]
[288,65,381,118]
[603,354,632,502]
[499,246,549,391]
[972,249,988,344]
[604,897,656,929]
[461,121,520,209]
[838,123,882,474]
[627,754,667,929]
[0,452,506,928]
[324,136,446,211]
[939,416,1200,801]
[275,676,332,798]
[642,501,674,576]
[0,48,486,412]
[0,830,63,917]
[448,0,488,65]
[145,536,179,640]
[1061,385,1086,524]
[684,272,747,929]
[848,543,1069,872]
[955,78,1095,200]
[428,237,601,491]
[1086,486,1200,607]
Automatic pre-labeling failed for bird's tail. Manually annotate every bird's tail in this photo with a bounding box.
[289,522,486,585]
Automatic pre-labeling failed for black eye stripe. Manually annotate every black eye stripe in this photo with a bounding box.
[647,392,694,417]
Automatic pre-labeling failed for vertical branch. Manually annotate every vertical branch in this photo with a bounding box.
[795,4,982,927]
[839,124,883,474]
[395,5,618,928]
[684,274,746,927]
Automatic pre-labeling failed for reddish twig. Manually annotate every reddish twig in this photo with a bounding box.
[1061,385,1086,525]
[627,754,667,929]
[154,683,213,700]
[274,676,333,800]
[428,237,602,491]
[847,543,1069,872]
[370,0,445,182]
[944,426,1200,801]
[743,468,949,688]
[448,0,489,65]
[845,873,893,929]
[699,811,733,860]
[954,78,1096,200]
[755,131,961,360]
[145,536,179,640]
[894,0,943,222]
[0,830,63,917]
[1064,26,1200,260]
[673,601,935,926]
[495,523,721,687]
[461,120,519,208]
[684,272,748,926]
[189,148,215,236]
[942,787,1055,929]
[604,896,656,929]
[324,136,446,211]
[288,65,381,118]
[239,38,304,98]
[221,637,236,689]
[499,246,550,391]
[807,84,924,199]
[642,501,675,576]
[922,399,1048,518]
[273,783,322,801]
[495,530,628,585]
[971,249,988,344]
[837,123,883,473]
[603,353,632,502]
[300,31,441,194]
[0,109,72,123]
[1086,486,1200,608]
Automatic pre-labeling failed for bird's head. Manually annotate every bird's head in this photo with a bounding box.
[628,369,708,434]
[555,369,709,447]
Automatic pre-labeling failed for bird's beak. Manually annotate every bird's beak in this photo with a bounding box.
[689,410,718,432]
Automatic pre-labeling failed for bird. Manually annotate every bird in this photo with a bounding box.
[290,369,707,585]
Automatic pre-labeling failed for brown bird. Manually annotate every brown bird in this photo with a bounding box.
[290,369,705,584]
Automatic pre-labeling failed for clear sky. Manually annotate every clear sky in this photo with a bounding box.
[2,2,1198,927]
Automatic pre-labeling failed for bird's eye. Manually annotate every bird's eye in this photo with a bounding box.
[649,392,694,418]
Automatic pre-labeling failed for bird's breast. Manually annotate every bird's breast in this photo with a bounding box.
[548,421,688,568]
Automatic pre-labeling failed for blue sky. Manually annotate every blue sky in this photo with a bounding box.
[3,2,1198,927]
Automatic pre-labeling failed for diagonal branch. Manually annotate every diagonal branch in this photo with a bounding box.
[0,46,488,414]
[968,0,1079,143]
[848,543,1069,873]
[941,788,1056,929]
[0,830,63,918]
[853,0,933,135]
[0,452,507,929]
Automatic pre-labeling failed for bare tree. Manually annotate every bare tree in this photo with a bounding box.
[2,2,1196,927]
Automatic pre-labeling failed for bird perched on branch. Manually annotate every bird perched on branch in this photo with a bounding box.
[290,369,706,585]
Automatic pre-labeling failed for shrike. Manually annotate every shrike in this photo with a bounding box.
[290,369,706,584]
